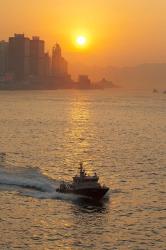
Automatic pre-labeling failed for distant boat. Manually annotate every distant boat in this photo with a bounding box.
[56,162,109,200]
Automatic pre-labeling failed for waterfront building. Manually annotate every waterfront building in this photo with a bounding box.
[30,36,45,77]
[78,75,91,89]
[95,78,115,88]
[44,52,50,77]
[52,43,68,76]
[0,41,8,75]
[8,34,30,80]
[50,43,72,88]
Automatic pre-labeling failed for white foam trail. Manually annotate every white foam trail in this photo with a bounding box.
[21,189,81,201]
[0,165,84,202]
[0,166,56,193]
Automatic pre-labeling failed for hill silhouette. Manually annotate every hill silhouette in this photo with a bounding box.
[70,63,166,90]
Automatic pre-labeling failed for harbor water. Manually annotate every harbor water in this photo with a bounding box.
[0,90,165,249]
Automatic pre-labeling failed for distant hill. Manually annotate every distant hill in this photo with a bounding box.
[69,63,166,90]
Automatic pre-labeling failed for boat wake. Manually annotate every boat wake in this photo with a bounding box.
[0,165,82,202]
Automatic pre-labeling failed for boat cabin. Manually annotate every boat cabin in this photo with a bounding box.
[73,163,99,184]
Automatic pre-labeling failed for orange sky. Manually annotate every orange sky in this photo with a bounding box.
[0,0,166,67]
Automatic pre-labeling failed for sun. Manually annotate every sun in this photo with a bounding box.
[76,35,87,47]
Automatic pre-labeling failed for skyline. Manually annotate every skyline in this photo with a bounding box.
[1,32,166,90]
[1,34,116,90]
[0,0,166,69]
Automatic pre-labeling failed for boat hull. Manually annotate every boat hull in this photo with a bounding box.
[56,187,109,200]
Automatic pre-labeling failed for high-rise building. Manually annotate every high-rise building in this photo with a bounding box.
[44,52,50,77]
[52,43,68,76]
[30,36,45,77]
[8,34,30,80]
[0,41,8,75]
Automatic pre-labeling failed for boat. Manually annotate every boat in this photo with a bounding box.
[56,163,109,200]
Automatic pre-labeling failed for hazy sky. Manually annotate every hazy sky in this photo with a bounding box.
[0,0,166,67]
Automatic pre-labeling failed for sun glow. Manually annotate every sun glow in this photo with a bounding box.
[76,35,87,47]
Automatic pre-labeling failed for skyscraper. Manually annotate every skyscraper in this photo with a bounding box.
[44,52,50,77]
[52,43,68,77]
[8,34,30,80]
[0,41,8,75]
[30,36,45,77]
